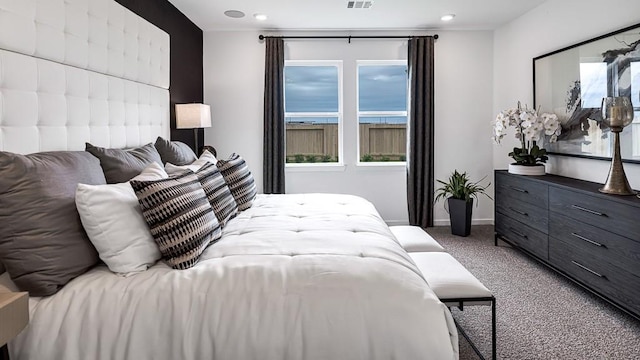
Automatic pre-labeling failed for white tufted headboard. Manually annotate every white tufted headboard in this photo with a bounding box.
[0,0,170,154]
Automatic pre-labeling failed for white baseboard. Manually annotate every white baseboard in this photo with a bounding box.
[433,218,494,226]
[385,220,410,226]
[385,219,494,226]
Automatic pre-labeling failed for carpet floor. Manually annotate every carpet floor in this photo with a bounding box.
[426,225,640,360]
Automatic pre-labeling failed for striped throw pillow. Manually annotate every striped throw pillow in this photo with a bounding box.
[195,162,238,226]
[217,154,257,211]
[130,171,222,269]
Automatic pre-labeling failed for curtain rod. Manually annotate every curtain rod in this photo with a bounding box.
[258,34,438,41]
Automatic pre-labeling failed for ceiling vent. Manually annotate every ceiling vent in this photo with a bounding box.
[347,1,373,9]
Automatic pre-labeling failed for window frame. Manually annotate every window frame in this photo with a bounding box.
[284,60,344,167]
[356,60,408,166]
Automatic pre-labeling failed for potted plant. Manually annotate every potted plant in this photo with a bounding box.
[435,170,492,237]
[493,102,561,175]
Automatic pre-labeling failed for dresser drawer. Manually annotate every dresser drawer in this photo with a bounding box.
[549,187,640,242]
[549,236,640,315]
[549,213,640,277]
[496,195,548,234]
[495,172,548,209]
[496,212,548,260]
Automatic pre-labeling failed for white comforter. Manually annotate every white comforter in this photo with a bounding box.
[9,194,458,360]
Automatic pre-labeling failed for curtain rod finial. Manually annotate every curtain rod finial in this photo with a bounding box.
[434,34,439,40]
[259,34,265,40]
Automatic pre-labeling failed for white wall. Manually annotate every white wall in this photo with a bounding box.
[204,30,494,225]
[493,0,640,187]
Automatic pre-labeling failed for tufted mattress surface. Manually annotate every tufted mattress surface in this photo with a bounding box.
[10,194,458,360]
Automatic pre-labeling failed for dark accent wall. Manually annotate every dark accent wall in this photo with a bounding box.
[115,0,204,151]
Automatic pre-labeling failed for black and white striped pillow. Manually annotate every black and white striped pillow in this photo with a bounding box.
[195,162,238,226]
[130,170,222,269]
[217,154,257,211]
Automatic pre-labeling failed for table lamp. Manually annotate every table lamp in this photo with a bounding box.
[175,103,212,154]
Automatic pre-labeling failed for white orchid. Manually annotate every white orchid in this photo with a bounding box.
[493,101,563,165]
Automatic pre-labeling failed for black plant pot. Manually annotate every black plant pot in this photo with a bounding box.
[448,197,473,237]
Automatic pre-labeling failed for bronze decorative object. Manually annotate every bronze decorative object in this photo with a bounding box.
[599,97,635,195]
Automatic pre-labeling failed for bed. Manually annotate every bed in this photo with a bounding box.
[2,193,458,359]
[0,0,458,359]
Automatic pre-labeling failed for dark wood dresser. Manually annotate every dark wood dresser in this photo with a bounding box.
[494,170,640,320]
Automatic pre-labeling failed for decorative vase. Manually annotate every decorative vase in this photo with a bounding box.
[508,163,545,176]
[448,197,473,237]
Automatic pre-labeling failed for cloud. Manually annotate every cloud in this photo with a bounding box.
[285,66,339,112]
[284,64,408,113]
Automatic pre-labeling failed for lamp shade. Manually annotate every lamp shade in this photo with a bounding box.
[175,104,212,129]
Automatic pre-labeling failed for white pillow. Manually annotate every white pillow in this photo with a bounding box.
[75,162,168,275]
[165,150,218,175]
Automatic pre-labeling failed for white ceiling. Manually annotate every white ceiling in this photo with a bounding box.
[168,0,547,32]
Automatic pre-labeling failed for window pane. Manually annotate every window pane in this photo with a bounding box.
[359,65,407,112]
[286,116,339,163]
[285,66,339,112]
[359,116,406,162]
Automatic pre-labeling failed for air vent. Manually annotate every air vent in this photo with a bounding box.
[347,1,373,9]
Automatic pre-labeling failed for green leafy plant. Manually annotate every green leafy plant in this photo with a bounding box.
[305,155,317,163]
[434,170,492,206]
[508,144,548,165]
[293,154,305,163]
[361,154,374,162]
[321,154,333,162]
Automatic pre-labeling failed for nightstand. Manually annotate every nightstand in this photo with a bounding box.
[0,292,29,360]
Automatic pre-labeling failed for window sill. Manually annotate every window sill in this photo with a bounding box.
[285,164,347,172]
[356,162,406,171]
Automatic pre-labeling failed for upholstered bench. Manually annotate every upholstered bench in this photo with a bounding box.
[410,252,496,360]
[389,225,445,252]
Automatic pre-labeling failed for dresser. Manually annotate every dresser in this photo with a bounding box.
[494,170,640,320]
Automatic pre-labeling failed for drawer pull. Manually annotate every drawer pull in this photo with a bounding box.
[509,207,528,216]
[509,227,528,239]
[571,261,606,279]
[508,186,528,193]
[571,233,605,248]
[570,205,606,217]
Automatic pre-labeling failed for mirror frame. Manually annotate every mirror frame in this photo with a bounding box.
[533,22,640,163]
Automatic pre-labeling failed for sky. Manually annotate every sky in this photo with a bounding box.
[284,64,408,124]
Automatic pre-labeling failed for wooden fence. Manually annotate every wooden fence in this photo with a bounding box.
[285,123,406,162]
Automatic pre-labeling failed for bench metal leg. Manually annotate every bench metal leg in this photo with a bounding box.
[445,296,496,360]
[492,297,496,360]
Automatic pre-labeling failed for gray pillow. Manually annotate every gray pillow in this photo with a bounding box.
[0,151,106,296]
[154,137,197,166]
[86,142,162,183]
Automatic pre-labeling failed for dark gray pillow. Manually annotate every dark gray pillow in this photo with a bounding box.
[86,142,162,183]
[0,151,106,296]
[154,137,197,166]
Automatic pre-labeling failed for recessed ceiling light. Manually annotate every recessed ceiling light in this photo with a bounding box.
[441,14,455,21]
[254,13,268,21]
[224,10,245,19]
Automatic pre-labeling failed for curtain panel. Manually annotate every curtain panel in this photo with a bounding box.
[263,38,286,194]
[407,36,435,228]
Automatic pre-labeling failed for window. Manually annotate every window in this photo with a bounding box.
[284,61,342,164]
[357,61,408,163]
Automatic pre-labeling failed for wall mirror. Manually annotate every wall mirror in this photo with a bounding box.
[534,23,640,163]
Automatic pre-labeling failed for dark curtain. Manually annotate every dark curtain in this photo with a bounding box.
[407,36,435,228]
[263,38,286,194]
